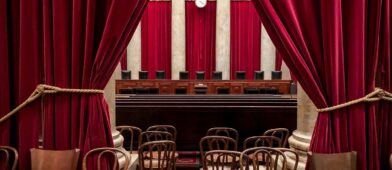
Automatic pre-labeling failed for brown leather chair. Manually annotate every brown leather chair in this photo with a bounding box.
[138,140,176,170]
[263,128,290,147]
[0,146,18,170]
[31,148,80,170]
[202,150,242,170]
[307,151,357,170]
[83,147,129,170]
[243,136,282,149]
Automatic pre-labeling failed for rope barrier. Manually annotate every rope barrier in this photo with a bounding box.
[316,88,392,112]
[0,84,104,123]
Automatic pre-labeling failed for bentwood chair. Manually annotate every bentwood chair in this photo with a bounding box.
[147,125,177,141]
[0,146,18,170]
[243,136,282,150]
[263,128,290,148]
[207,127,239,145]
[82,147,129,170]
[138,140,176,170]
[202,150,242,170]
[116,125,143,168]
[307,151,357,170]
[31,148,80,170]
[199,136,238,165]
[240,147,273,170]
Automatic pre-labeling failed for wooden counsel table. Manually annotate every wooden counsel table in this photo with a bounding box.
[116,80,292,94]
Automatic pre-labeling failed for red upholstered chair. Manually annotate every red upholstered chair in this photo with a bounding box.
[0,146,18,170]
[82,147,129,170]
[307,151,357,170]
[31,148,80,170]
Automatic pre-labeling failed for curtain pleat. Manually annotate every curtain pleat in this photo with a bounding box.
[141,1,172,79]
[230,1,261,80]
[186,1,216,79]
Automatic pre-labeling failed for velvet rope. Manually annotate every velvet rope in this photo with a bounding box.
[0,84,104,123]
[316,88,392,112]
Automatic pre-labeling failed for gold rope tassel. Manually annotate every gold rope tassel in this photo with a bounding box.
[0,84,104,124]
[316,88,392,112]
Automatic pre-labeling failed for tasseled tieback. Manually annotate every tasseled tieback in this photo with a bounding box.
[0,84,104,123]
[316,88,392,112]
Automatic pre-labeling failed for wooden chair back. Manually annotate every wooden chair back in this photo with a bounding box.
[263,128,290,147]
[147,125,177,141]
[116,125,142,151]
[31,148,80,170]
[0,146,18,170]
[243,136,282,149]
[82,147,129,170]
[139,131,174,145]
[199,136,237,164]
[307,151,357,170]
[240,147,273,170]
[207,127,239,144]
[138,140,176,170]
[276,148,299,170]
[202,150,242,170]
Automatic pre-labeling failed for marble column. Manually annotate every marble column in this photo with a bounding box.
[171,0,186,80]
[127,23,142,79]
[104,64,128,168]
[261,26,276,80]
[216,0,231,80]
[286,83,318,170]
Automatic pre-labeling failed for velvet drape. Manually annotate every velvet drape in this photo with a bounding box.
[230,1,261,80]
[141,1,172,79]
[252,0,390,169]
[185,1,216,79]
[0,0,148,169]
[275,51,282,71]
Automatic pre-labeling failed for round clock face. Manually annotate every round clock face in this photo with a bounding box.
[195,0,207,8]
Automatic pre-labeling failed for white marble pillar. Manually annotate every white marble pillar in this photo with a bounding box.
[104,64,127,168]
[171,0,186,80]
[127,23,142,79]
[287,83,318,170]
[216,0,231,80]
[261,26,276,80]
[281,61,291,80]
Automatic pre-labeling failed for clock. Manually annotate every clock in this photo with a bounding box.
[195,0,207,8]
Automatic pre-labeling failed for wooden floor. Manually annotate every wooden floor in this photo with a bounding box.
[116,94,297,151]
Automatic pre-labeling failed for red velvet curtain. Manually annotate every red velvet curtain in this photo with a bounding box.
[121,51,128,70]
[252,0,390,169]
[0,0,148,169]
[230,1,261,80]
[186,1,216,79]
[141,1,172,79]
[275,51,282,71]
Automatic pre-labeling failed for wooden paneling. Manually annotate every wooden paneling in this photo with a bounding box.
[116,95,297,151]
[116,80,292,94]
